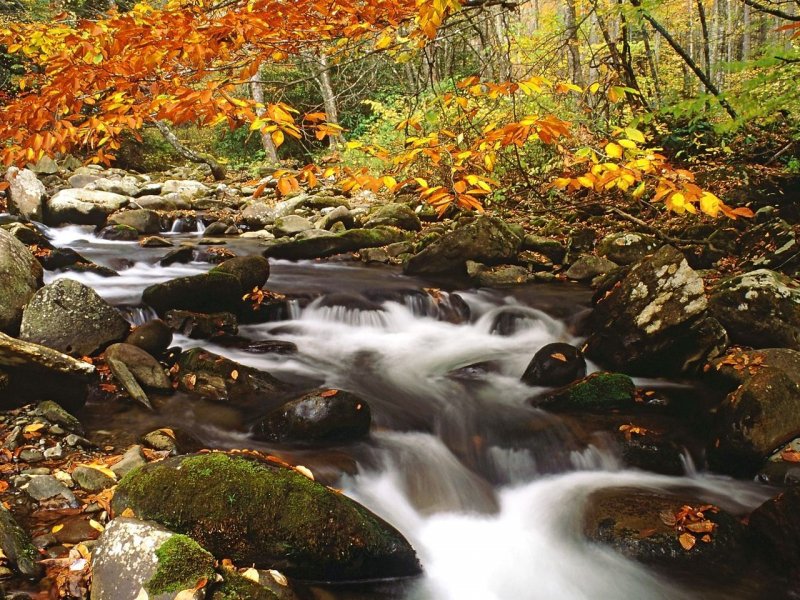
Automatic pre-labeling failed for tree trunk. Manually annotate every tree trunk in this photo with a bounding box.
[565,0,584,86]
[697,0,712,91]
[249,72,279,164]
[154,121,226,180]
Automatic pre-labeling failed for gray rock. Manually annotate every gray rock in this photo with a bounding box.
[0,229,42,334]
[108,209,162,234]
[27,155,58,175]
[110,445,146,478]
[241,201,276,229]
[295,228,335,240]
[126,320,173,357]
[18,448,43,462]
[318,205,353,230]
[38,400,83,433]
[19,278,129,356]
[141,236,174,248]
[210,255,270,294]
[165,310,238,339]
[23,475,76,505]
[471,264,531,286]
[92,518,215,600]
[4,167,45,221]
[274,215,314,237]
[272,194,309,217]
[135,193,190,211]
[404,216,523,276]
[240,230,275,240]
[85,176,140,197]
[596,232,658,265]
[522,235,566,263]
[67,173,100,188]
[709,269,800,349]
[105,343,172,392]
[72,465,115,492]
[142,272,242,316]
[46,188,130,226]
[564,254,618,281]
[360,247,389,263]
[0,505,42,577]
[264,227,408,261]
[160,179,209,200]
[364,203,421,231]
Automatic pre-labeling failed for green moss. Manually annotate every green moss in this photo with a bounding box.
[548,372,636,410]
[145,534,216,596]
[209,570,278,600]
[112,452,420,580]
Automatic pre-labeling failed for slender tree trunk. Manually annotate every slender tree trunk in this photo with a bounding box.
[154,121,226,180]
[697,0,712,91]
[311,53,344,150]
[249,72,279,164]
[743,3,751,59]
[642,24,662,103]
[565,0,584,86]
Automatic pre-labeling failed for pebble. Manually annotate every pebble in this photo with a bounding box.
[21,468,49,476]
[18,448,44,463]
[72,465,116,492]
[4,426,22,450]
[44,443,64,460]
[110,445,146,478]
[65,434,93,447]
[23,475,77,505]
[49,425,65,435]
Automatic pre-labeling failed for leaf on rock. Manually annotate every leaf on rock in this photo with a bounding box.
[679,532,696,551]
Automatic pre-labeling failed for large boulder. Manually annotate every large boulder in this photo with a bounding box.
[0,229,42,334]
[364,203,421,232]
[126,319,173,357]
[210,255,270,294]
[46,188,129,226]
[0,505,42,578]
[404,216,523,276]
[107,209,162,234]
[4,167,45,221]
[105,343,172,392]
[85,175,141,197]
[19,278,129,356]
[273,215,314,237]
[142,272,243,316]
[521,342,586,387]
[111,452,421,581]
[585,245,727,375]
[749,487,800,580]
[596,232,658,265]
[708,269,800,349]
[584,488,746,575]
[264,227,407,261]
[536,372,636,411]
[707,348,800,476]
[253,389,371,443]
[92,517,217,600]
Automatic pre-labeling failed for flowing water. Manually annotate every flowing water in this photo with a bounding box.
[31,223,787,599]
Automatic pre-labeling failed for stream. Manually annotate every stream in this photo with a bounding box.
[38,224,784,599]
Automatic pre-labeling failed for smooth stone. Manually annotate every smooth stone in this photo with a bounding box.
[4,167,45,221]
[0,229,43,335]
[71,465,116,492]
[23,475,77,505]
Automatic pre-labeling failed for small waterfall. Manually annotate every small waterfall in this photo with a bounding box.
[119,305,159,326]
[196,218,206,233]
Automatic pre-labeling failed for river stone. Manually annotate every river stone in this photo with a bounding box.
[37,400,84,434]
[749,487,800,579]
[210,255,270,294]
[92,518,216,600]
[72,465,116,492]
[126,319,173,357]
[27,155,58,174]
[264,227,407,261]
[522,235,566,263]
[241,201,276,229]
[564,254,618,281]
[596,232,658,265]
[85,176,140,197]
[708,269,800,349]
[584,245,727,376]
[142,272,243,316]
[111,445,147,478]
[4,167,45,221]
[141,236,174,248]
[175,348,294,411]
[136,193,191,211]
[111,452,422,580]
[46,188,130,226]
[318,205,354,230]
[253,389,371,443]
[584,488,746,574]
[67,172,100,188]
[140,428,203,455]
[707,348,800,476]
[404,216,523,276]
[364,203,421,232]
[159,245,195,266]
[165,310,238,339]
[274,215,314,237]
[19,278,129,356]
[469,263,531,286]
[160,179,209,200]
[0,505,42,578]
[98,224,139,241]
[0,229,42,334]
[108,209,162,234]
[105,343,172,392]
[521,342,586,387]
[23,474,77,505]
[537,372,635,411]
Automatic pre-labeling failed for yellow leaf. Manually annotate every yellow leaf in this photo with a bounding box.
[625,127,646,143]
[24,423,46,433]
[679,532,696,551]
[242,567,260,582]
[295,465,314,480]
[271,130,285,147]
[577,176,594,188]
[52,524,64,533]
[589,82,600,94]
[618,139,637,149]
[375,34,393,50]
[605,142,623,159]
[699,191,721,217]
[89,519,105,532]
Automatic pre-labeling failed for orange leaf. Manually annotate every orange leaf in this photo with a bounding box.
[679,532,696,550]
[550,353,567,362]
[320,389,339,397]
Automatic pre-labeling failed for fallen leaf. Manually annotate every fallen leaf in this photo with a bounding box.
[194,576,208,590]
[52,524,64,534]
[659,510,677,527]
[781,450,800,463]
[242,567,260,582]
[320,389,339,398]
[679,532,696,550]
[89,519,105,532]
[295,465,314,480]
[268,569,288,586]
[119,507,135,518]
[24,423,46,433]
[230,370,239,380]
[685,520,715,534]
[550,352,567,362]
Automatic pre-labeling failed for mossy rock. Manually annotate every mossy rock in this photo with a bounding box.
[539,372,636,411]
[146,534,216,596]
[263,227,408,261]
[210,255,270,294]
[142,272,243,316]
[112,452,421,581]
[208,570,278,600]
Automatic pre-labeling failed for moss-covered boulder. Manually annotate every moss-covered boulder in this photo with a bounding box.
[143,272,243,316]
[0,505,41,578]
[112,452,422,581]
[108,208,162,234]
[749,487,800,580]
[210,255,270,294]
[263,227,407,261]
[0,228,42,335]
[364,203,421,232]
[537,372,636,411]
[596,232,658,265]
[208,570,280,600]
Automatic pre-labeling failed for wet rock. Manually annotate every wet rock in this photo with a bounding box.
[105,343,172,392]
[92,518,216,600]
[584,488,746,575]
[468,263,531,286]
[564,254,618,281]
[749,487,800,579]
[210,255,270,294]
[209,569,281,600]
[538,372,636,411]
[202,221,229,237]
[274,215,314,237]
[111,452,422,581]
[19,278,129,356]
[18,448,43,463]
[46,188,129,226]
[159,245,194,266]
[253,389,371,443]
[3,222,50,247]
[264,227,407,261]
[126,319,173,357]
[175,348,294,411]
[585,245,727,376]
[0,229,42,334]
[97,224,139,241]
[708,269,800,349]
[404,216,523,276]
[522,235,566,263]
[360,247,389,263]
[0,505,42,578]
[72,465,116,492]
[617,432,686,476]
[142,272,242,316]
[23,475,77,505]
[241,201,276,229]
[521,342,586,387]
[364,203,421,232]
[37,400,83,434]
[140,428,203,455]
[4,167,45,221]
[596,232,658,265]
[708,348,800,477]
[165,310,238,339]
[141,236,173,248]
[111,445,147,478]
[108,209,162,234]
